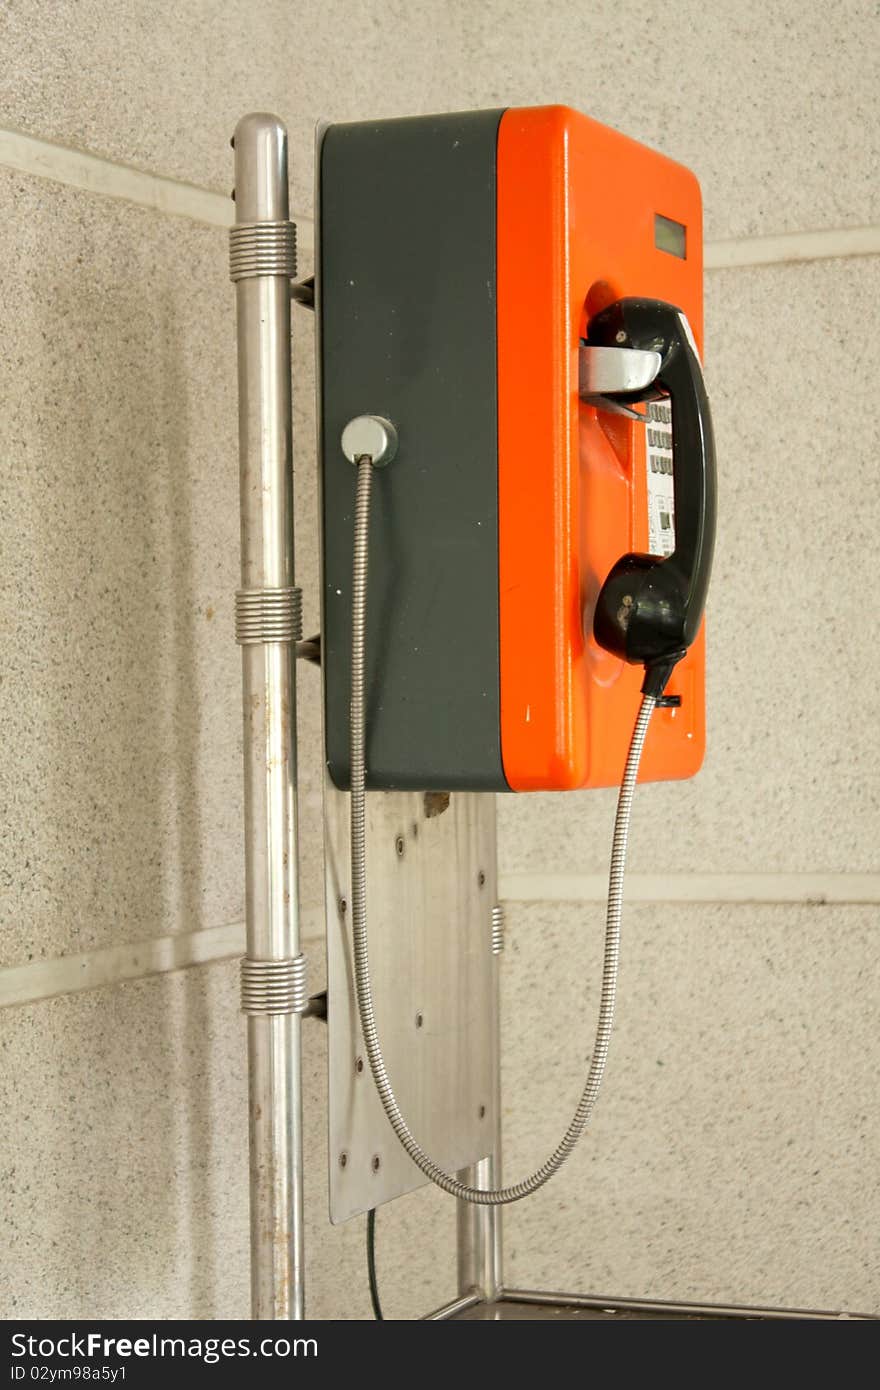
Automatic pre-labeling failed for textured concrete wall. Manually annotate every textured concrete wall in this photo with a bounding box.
[1,1,877,1319]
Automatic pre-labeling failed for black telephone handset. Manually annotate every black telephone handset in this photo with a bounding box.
[587,297,716,697]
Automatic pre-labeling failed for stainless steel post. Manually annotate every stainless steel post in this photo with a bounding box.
[457,1155,503,1302]
[457,852,503,1302]
[229,113,306,1320]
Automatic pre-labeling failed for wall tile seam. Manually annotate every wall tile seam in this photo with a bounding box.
[705,225,880,269]
[1,873,878,1010]
[500,872,880,904]
[1,126,879,270]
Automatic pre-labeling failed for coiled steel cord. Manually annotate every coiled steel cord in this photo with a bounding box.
[350,454,656,1205]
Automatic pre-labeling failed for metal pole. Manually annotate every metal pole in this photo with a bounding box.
[457,851,504,1302]
[229,113,306,1320]
[457,1155,503,1302]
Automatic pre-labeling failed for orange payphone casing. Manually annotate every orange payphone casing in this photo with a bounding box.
[497,106,705,790]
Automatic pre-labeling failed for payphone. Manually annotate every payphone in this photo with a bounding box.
[319,105,714,795]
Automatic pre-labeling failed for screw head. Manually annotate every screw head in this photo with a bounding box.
[478,870,486,888]
[355,1056,364,1075]
[338,896,347,915]
[415,1012,424,1029]
[395,835,405,858]
[371,1154,381,1173]
[339,1151,348,1169]
[479,1104,487,1119]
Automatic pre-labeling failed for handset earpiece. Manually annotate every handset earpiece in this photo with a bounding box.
[586,297,716,696]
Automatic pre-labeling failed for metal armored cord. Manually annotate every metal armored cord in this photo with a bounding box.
[350,454,656,1205]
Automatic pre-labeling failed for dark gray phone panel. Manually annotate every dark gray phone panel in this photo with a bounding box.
[319,109,508,791]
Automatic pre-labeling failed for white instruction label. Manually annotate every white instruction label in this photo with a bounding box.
[646,400,675,558]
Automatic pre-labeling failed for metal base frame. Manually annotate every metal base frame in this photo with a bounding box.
[428,1290,869,1321]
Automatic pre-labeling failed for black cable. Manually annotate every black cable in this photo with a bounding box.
[366,1208,384,1320]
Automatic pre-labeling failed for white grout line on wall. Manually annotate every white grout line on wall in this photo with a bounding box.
[1,878,876,1011]
[0,127,233,227]
[0,907,324,1011]
[0,127,316,254]
[498,872,880,905]
[704,224,880,270]
[0,922,245,1011]
[0,125,876,270]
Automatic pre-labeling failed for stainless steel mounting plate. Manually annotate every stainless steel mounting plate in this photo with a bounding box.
[324,782,497,1223]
